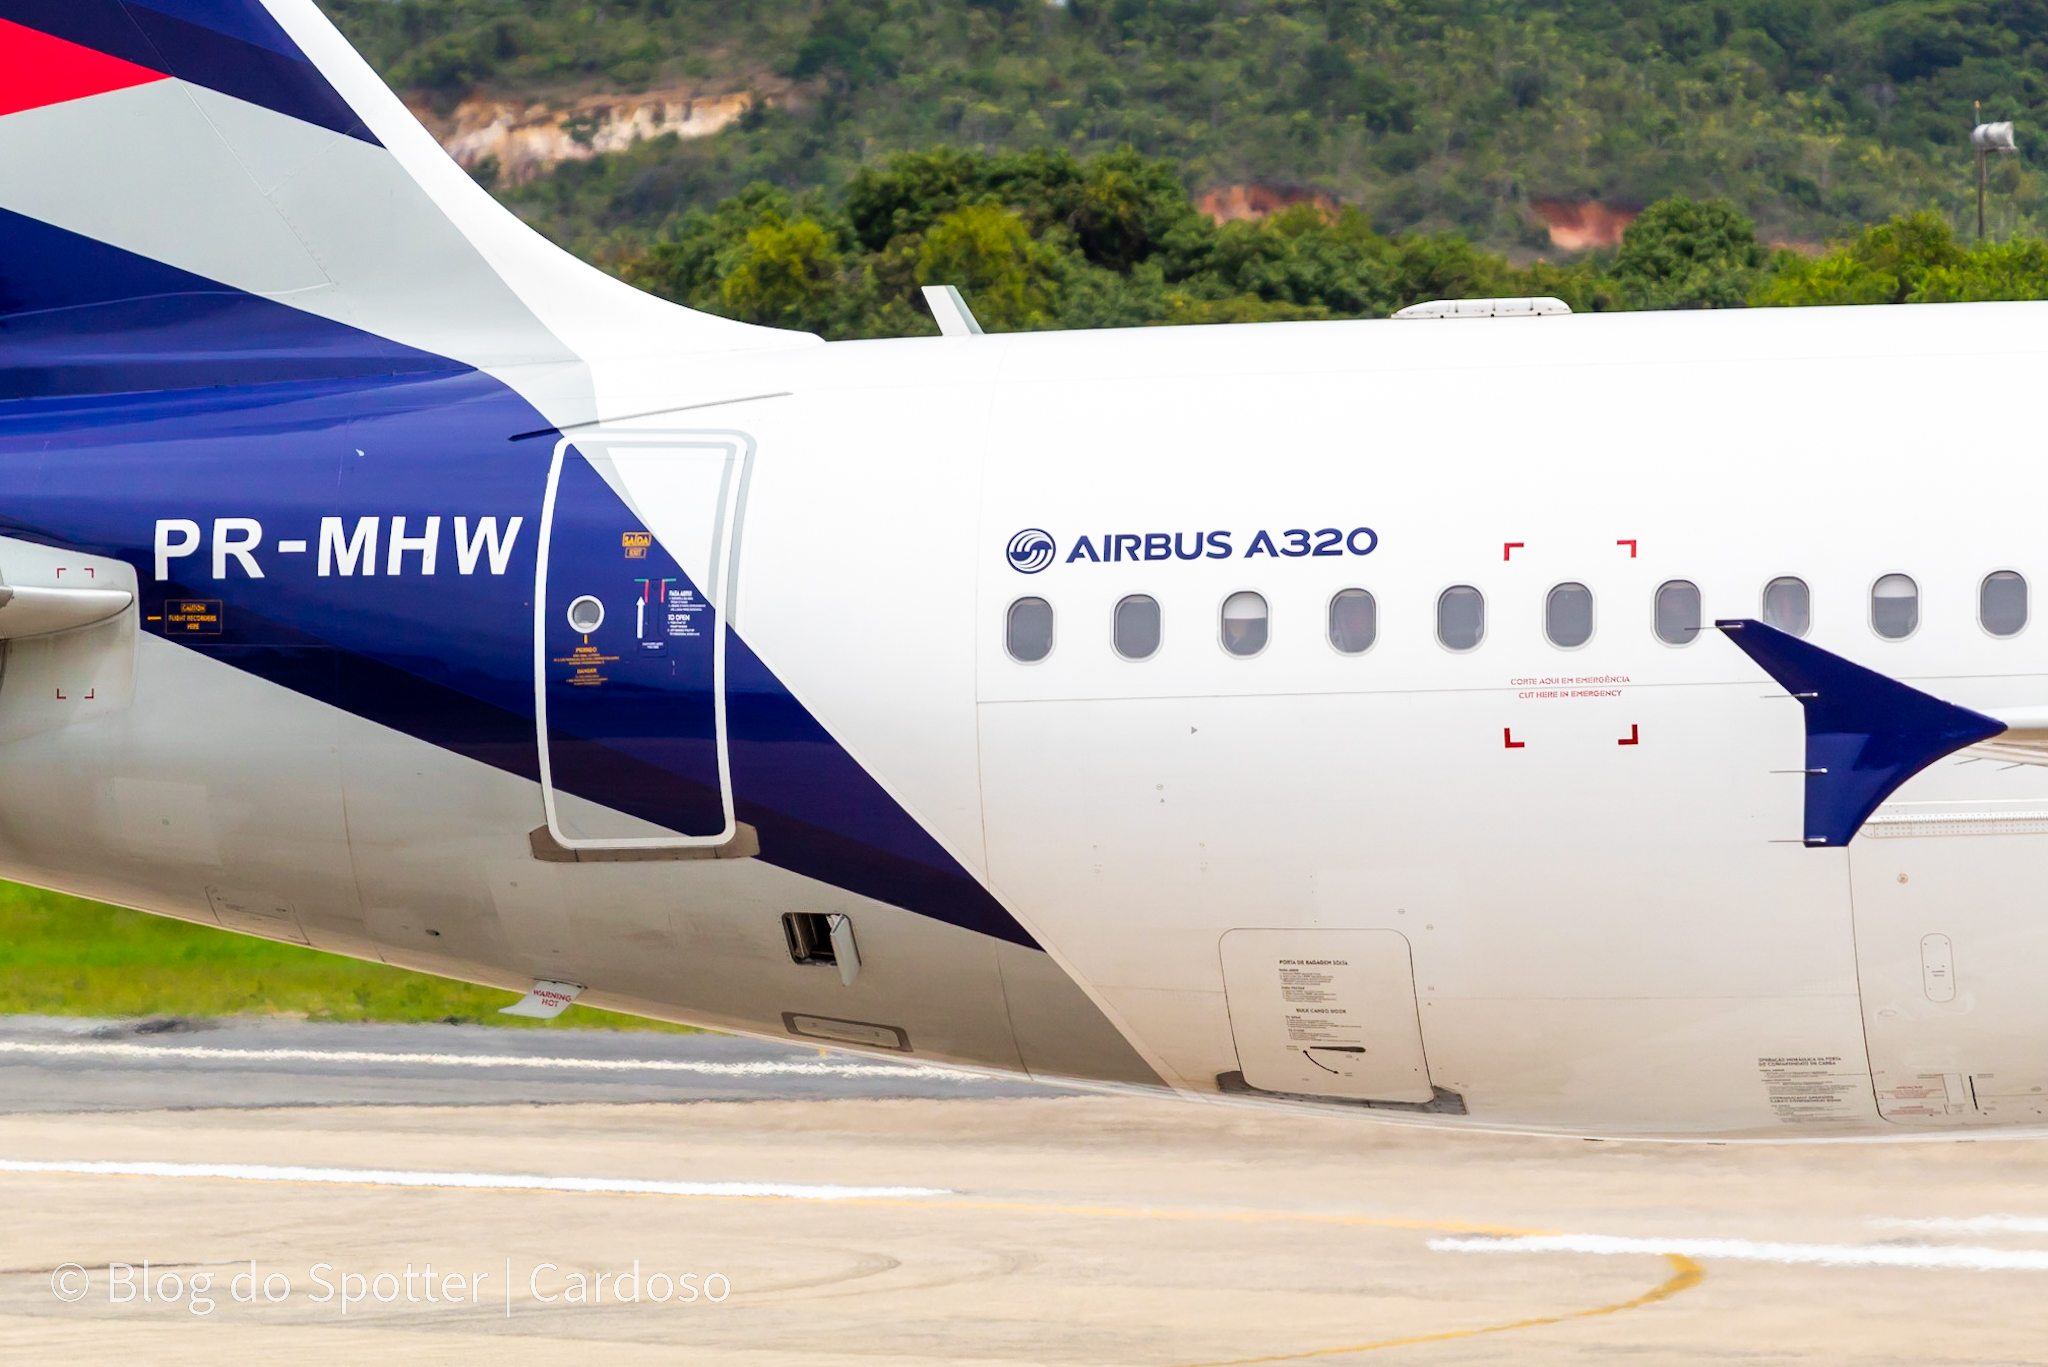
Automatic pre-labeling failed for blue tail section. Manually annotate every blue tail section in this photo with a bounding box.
[0,208,464,400]
[1715,619,2006,846]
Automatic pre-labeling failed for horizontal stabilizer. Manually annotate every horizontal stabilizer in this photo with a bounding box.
[1715,619,2006,847]
[0,584,131,638]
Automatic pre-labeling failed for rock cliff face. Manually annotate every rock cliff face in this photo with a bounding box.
[408,90,757,184]
[1196,185,1340,224]
[1528,199,1639,250]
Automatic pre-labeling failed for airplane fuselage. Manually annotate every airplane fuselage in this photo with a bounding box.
[6,300,2048,1139]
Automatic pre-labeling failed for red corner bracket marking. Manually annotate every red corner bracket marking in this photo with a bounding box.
[1504,727,1525,749]
[1617,539,1637,558]
[1503,542,1524,561]
[1617,724,1640,746]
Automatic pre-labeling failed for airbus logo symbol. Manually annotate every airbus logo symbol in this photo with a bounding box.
[1006,528,1056,574]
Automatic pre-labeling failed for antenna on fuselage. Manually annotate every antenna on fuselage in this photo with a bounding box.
[921,285,986,337]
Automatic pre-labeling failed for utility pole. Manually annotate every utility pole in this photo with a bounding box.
[1977,100,1985,240]
[1971,103,2018,241]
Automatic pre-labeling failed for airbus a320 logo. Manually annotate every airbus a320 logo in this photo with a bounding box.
[1006,528,1056,574]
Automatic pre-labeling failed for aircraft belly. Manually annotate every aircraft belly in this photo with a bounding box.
[0,633,370,959]
[976,686,1877,1137]
[0,637,1154,1082]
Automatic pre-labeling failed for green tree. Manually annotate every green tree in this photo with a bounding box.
[1914,237,2048,302]
[719,214,845,331]
[1610,197,1765,309]
[1754,212,1969,306]
[915,204,1055,331]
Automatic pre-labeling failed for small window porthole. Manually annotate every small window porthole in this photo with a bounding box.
[1871,573,1918,640]
[1761,576,1810,637]
[566,595,605,634]
[1114,594,1161,660]
[1982,571,2028,637]
[1220,591,1268,657]
[1654,580,1701,645]
[1328,589,1376,654]
[1436,585,1484,651]
[1545,582,1593,648]
[1006,596,1053,662]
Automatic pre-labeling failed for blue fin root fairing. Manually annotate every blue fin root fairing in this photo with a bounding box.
[1716,619,2007,847]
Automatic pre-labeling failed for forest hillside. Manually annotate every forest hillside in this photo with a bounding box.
[323,0,2048,257]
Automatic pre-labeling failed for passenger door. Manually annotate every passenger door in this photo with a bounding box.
[534,430,751,848]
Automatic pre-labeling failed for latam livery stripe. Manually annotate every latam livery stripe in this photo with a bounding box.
[0,17,167,118]
[0,0,376,143]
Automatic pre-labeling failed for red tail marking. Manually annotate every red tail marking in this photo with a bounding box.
[1618,724,1640,746]
[1503,728,1525,749]
[0,19,167,120]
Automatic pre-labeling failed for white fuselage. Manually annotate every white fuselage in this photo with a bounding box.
[7,300,2047,1139]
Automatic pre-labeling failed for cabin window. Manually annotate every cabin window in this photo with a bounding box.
[1871,574,1918,640]
[1006,596,1053,662]
[1220,592,1269,657]
[1114,594,1161,660]
[1328,589,1377,654]
[1982,571,2028,636]
[1436,585,1484,651]
[1545,582,1593,648]
[1654,580,1700,646]
[1761,577,1810,637]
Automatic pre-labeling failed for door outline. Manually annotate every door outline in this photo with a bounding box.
[532,429,755,850]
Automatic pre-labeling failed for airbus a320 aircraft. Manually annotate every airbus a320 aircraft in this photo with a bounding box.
[5,0,2046,1142]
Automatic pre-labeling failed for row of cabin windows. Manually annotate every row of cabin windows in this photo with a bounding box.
[1003,572,2032,663]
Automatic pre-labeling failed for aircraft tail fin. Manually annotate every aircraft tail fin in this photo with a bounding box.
[0,1,812,419]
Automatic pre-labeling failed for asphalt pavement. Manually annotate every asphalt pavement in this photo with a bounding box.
[0,1015,1074,1112]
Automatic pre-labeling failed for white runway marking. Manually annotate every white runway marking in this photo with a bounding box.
[1431,1233,2048,1272]
[0,1039,984,1080]
[0,1157,949,1201]
[1873,1215,2048,1234]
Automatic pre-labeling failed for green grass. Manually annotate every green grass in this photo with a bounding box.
[0,881,692,1030]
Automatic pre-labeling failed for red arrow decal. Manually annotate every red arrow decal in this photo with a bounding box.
[0,19,167,121]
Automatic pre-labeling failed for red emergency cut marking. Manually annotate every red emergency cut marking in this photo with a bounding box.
[1617,539,1637,558]
[0,18,167,120]
[1618,724,1640,746]
[1503,542,1524,561]
[1503,727,1525,749]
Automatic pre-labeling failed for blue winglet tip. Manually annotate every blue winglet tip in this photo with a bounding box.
[1714,618,2005,847]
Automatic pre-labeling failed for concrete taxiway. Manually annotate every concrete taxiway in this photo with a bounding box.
[0,1019,2045,1365]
